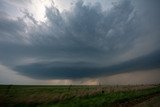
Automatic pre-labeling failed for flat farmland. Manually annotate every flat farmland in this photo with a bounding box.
[0,84,160,107]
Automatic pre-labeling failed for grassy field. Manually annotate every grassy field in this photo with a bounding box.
[0,84,160,107]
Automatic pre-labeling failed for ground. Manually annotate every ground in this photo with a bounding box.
[0,84,160,107]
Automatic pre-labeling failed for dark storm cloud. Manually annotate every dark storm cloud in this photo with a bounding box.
[0,18,25,40]
[0,0,160,80]
[14,50,160,79]
[25,0,136,59]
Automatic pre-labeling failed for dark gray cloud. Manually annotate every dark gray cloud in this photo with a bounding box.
[0,0,160,80]
[13,49,160,79]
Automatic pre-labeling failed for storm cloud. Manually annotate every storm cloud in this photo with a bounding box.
[0,0,160,83]
[13,49,160,79]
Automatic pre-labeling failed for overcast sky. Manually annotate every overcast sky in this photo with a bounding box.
[0,0,160,85]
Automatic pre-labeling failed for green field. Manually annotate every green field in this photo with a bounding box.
[0,85,160,107]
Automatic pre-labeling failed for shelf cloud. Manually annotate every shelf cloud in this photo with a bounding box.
[0,0,160,84]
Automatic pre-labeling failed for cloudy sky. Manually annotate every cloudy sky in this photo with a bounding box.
[0,0,160,85]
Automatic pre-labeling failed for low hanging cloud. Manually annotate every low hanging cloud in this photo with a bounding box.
[13,49,160,79]
[0,0,160,83]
